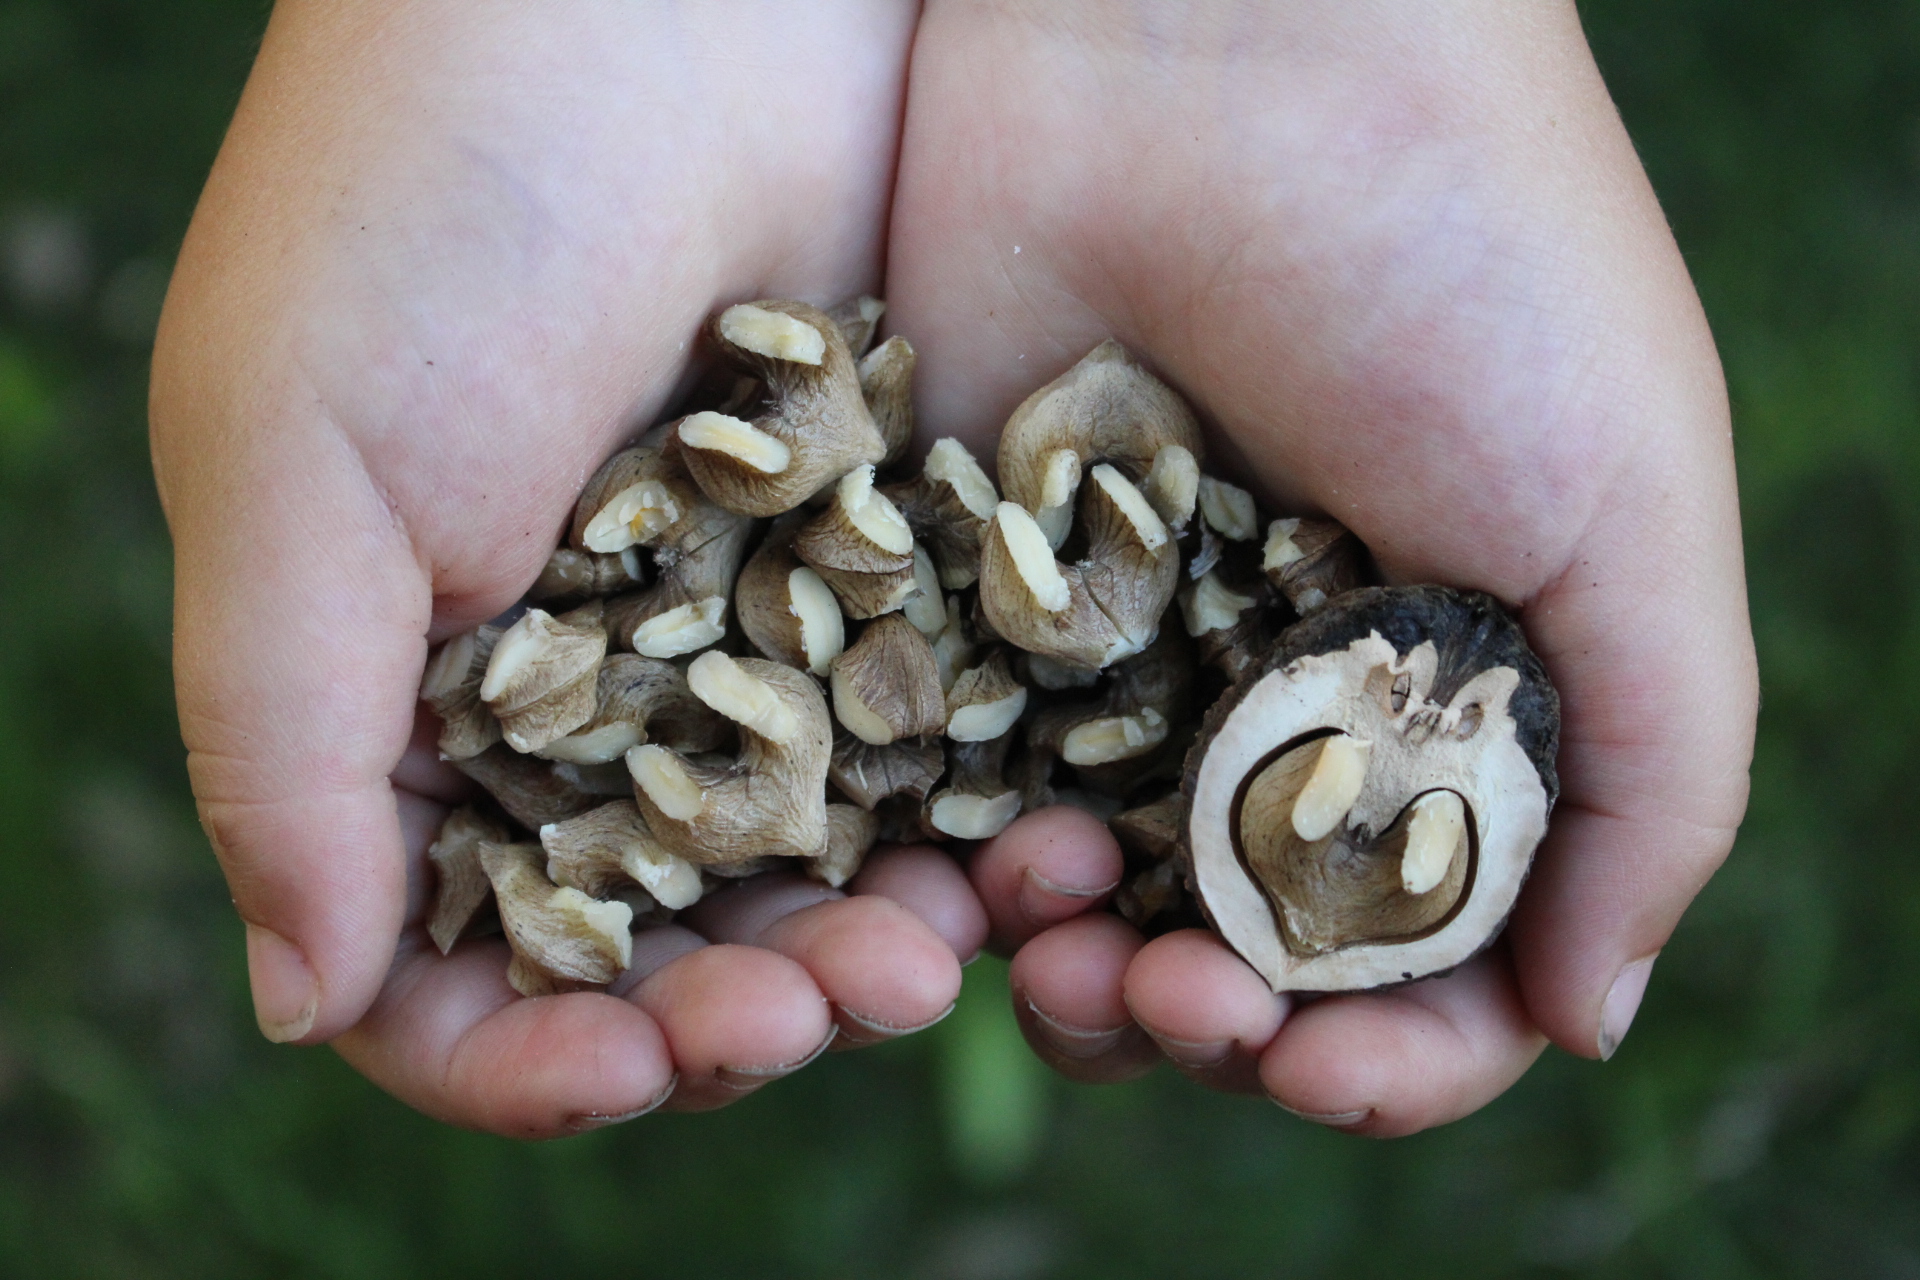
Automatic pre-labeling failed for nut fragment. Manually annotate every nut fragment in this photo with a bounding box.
[1144,445,1200,534]
[601,458,755,658]
[978,464,1180,670]
[945,649,1029,742]
[929,594,977,693]
[811,804,880,888]
[735,518,847,675]
[479,840,633,993]
[571,447,686,553]
[452,746,602,829]
[427,805,510,954]
[926,731,1022,840]
[1198,476,1259,542]
[529,546,646,604]
[859,335,916,467]
[1263,516,1367,614]
[480,604,609,753]
[420,624,503,760]
[1182,586,1559,992]
[1401,790,1466,896]
[828,294,886,358]
[681,300,887,516]
[627,653,832,865]
[1026,630,1193,797]
[829,613,947,746]
[535,654,728,765]
[1110,793,1184,864]
[996,339,1204,547]
[1178,569,1271,685]
[796,465,918,618]
[539,799,703,909]
[829,732,945,810]
[883,438,1000,590]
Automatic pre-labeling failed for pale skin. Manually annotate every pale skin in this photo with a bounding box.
[151,0,1756,1138]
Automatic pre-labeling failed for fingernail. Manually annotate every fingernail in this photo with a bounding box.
[1027,1000,1130,1060]
[1275,1103,1372,1129]
[565,1075,679,1132]
[1148,1033,1234,1069]
[1018,866,1119,924]
[245,922,318,1043]
[839,1001,957,1042]
[1598,952,1658,1061]
[714,1026,839,1091]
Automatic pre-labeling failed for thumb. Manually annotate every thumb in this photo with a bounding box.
[167,410,430,1044]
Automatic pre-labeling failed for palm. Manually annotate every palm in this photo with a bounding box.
[881,1,1754,1129]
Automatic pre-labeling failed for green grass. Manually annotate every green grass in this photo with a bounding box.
[1,0,1917,1274]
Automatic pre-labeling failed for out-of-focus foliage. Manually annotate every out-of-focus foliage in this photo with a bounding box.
[0,0,1916,1275]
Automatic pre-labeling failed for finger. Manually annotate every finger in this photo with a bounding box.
[1257,948,1547,1138]
[1008,913,1159,1084]
[1507,559,1752,1059]
[1123,929,1289,1094]
[688,871,964,1048]
[625,943,835,1113]
[968,806,1125,952]
[333,936,677,1138]
[848,843,990,964]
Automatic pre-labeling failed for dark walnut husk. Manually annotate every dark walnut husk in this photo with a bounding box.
[1179,585,1559,994]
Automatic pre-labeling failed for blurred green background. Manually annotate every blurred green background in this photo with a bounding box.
[2,0,1916,1275]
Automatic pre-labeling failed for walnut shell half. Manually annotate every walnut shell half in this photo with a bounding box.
[1181,585,1559,993]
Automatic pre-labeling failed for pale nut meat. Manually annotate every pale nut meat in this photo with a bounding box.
[479,604,608,754]
[570,446,686,554]
[680,300,888,516]
[795,465,919,619]
[1144,445,1200,534]
[426,805,510,955]
[627,653,832,866]
[929,594,977,694]
[829,613,946,747]
[479,840,634,994]
[1181,586,1559,993]
[1197,476,1259,543]
[996,339,1204,548]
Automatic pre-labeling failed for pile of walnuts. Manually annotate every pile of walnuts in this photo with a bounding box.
[421,296,1559,999]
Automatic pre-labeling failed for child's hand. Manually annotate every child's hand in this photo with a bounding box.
[884,0,1757,1134]
[150,0,981,1135]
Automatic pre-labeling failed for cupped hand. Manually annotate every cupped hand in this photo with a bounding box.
[884,0,1757,1135]
[150,0,984,1136]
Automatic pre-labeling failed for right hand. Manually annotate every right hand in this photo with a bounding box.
[151,0,981,1136]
